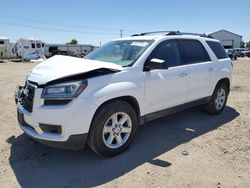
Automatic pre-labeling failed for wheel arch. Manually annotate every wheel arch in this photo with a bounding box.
[87,96,140,156]
[216,77,230,91]
[94,96,141,118]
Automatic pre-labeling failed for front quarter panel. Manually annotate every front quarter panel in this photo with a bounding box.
[81,68,145,116]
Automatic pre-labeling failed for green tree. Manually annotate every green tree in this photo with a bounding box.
[246,41,250,48]
[67,39,78,45]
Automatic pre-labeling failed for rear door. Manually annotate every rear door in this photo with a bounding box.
[178,39,213,102]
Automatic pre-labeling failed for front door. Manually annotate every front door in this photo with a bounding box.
[144,39,188,114]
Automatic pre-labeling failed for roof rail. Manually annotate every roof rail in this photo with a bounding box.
[131,31,213,38]
[167,31,213,38]
[131,31,178,36]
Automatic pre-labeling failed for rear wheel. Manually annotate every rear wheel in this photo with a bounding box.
[206,82,229,115]
[88,100,138,157]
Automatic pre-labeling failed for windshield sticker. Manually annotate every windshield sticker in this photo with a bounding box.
[130,42,148,47]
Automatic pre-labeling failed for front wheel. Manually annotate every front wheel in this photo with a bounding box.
[88,100,138,157]
[206,82,229,115]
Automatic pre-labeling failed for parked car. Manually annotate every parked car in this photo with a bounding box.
[15,31,232,157]
[226,49,237,60]
[235,48,242,57]
[242,49,250,57]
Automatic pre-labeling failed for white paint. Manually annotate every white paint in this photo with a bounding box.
[0,37,11,59]
[17,34,232,145]
[13,38,46,61]
[28,55,122,85]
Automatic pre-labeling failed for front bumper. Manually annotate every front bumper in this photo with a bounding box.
[15,83,98,149]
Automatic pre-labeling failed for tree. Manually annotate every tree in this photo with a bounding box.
[246,41,250,48]
[240,41,245,48]
[67,39,78,45]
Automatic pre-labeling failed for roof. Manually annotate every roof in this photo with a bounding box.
[19,37,43,41]
[117,35,162,41]
[45,43,93,47]
[208,29,242,38]
[0,36,9,40]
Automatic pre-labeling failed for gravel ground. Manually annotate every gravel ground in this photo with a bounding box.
[0,58,250,188]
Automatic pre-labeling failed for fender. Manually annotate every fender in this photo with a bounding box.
[210,63,232,95]
[88,81,144,115]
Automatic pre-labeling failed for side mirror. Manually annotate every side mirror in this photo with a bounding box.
[144,58,168,71]
[150,58,165,64]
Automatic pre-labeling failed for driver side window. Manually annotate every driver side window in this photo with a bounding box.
[149,39,182,68]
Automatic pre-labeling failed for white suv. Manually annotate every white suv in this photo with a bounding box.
[15,31,232,157]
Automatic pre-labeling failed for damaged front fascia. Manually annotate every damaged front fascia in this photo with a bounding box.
[29,68,120,88]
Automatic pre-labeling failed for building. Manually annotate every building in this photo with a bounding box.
[209,30,242,49]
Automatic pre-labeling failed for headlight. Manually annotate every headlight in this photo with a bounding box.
[41,80,87,99]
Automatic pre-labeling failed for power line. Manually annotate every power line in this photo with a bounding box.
[0,14,138,34]
[0,14,120,31]
[0,20,122,36]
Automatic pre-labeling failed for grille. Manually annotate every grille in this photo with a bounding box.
[21,83,35,112]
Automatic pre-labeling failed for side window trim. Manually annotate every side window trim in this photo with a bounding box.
[178,39,211,65]
[177,39,186,65]
[203,42,211,61]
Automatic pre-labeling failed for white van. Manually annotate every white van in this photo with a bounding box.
[13,38,45,61]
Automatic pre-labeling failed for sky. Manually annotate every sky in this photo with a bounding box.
[1,0,250,46]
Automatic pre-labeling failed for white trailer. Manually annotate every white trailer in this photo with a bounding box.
[13,38,46,61]
[0,36,11,59]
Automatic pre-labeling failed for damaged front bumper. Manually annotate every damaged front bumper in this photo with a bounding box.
[14,83,97,150]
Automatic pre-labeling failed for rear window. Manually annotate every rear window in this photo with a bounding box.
[0,41,4,44]
[179,39,210,64]
[206,41,228,59]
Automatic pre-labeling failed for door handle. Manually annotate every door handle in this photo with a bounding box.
[179,72,187,78]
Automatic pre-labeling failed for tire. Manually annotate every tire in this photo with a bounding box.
[206,82,229,115]
[88,100,138,157]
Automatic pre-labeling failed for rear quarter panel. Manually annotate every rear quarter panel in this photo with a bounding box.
[200,39,232,95]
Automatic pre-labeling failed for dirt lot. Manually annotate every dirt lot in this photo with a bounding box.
[0,58,250,188]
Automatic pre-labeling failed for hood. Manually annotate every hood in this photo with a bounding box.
[27,55,122,85]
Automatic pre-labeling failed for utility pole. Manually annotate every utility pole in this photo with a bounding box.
[120,29,123,38]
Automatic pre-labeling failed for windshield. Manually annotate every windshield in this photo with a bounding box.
[85,40,153,67]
